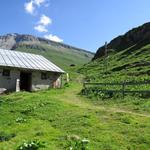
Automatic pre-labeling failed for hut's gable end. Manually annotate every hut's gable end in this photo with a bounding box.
[32,72,61,91]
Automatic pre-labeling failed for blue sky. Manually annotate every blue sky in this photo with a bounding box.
[0,0,150,52]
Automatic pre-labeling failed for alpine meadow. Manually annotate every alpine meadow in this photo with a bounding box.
[0,1,150,150]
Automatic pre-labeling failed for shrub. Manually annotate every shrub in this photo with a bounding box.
[17,140,45,150]
[16,117,27,123]
[81,87,114,100]
[20,105,34,115]
[64,82,70,88]
[120,116,132,124]
[0,132,16,142]
[65,135,89,150]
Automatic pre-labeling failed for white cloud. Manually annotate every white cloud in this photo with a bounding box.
[44,34,63,42]
[24,0,52,34]
[34,14,52,33]
[39,14,52,26]
[24,0,47,14]
[34,0,46,6]
[34,25,48,32]
[24,1,35,14]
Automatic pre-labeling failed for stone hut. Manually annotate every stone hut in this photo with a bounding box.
[0,49,65,93]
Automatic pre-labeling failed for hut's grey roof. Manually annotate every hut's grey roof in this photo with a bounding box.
[0,49,64,73]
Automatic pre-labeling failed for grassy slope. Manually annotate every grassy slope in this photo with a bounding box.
[14,43,94,71]
[0,83,150,150]
[80,44,150,83]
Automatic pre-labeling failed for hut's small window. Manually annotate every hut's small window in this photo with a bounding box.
[2,69,10,77]
[41,73,48,80]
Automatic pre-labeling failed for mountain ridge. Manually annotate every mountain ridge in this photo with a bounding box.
[93,22,150,60]
[0,33,94,54]
[0,33,94,70]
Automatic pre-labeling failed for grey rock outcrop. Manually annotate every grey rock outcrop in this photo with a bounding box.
[93,22,150,60]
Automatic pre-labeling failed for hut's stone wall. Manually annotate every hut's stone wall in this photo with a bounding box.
[0,68,20,91]
[0,67,62,93]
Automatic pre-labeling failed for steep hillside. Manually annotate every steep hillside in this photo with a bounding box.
[0,34,94,70]
[93,22,150,60]
[80,23,150,83]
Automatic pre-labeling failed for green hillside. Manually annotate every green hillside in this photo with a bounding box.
[14,42,93,71]
[80,23,150,84]
[0,83,150,150]
[80,43,150,83]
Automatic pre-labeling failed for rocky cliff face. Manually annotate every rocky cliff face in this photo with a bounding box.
[0,34,40,50]
[0,33,93,54]
[0,34,16,49]
[93,22,150,60]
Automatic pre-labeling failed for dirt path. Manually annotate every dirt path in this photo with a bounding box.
[55,83,150,118]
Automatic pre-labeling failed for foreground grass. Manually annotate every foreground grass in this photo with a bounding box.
[0,83,150,150]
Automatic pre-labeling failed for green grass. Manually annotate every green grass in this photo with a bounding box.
[0,83,150,150]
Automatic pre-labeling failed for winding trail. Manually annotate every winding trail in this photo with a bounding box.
[54,83,150,118]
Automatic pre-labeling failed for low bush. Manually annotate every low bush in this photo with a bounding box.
[0,132,16,142]
[16,117,27,123]
[64,135,89,150]
[17,140,45,150]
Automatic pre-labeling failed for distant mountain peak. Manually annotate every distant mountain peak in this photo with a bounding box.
[0,33,93,54]
[0,33,94,69]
